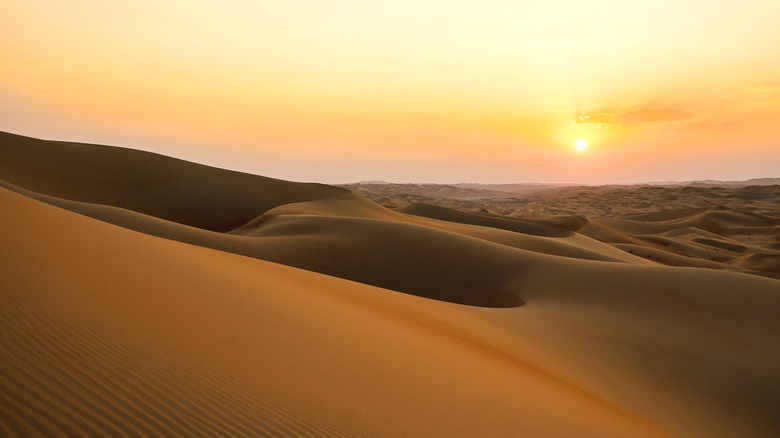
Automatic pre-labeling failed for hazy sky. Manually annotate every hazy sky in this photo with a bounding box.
[2,1,779,184]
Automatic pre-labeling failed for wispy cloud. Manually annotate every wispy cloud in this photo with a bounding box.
[572,113,617,125]
[574,108,694,127]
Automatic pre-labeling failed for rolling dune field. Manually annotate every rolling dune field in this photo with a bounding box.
[1,131,779,437]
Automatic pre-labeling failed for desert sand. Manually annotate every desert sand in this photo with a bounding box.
[1,131,779,437]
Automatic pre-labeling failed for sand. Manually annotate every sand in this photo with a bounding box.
[350,180,780,279]
[1,131,779,437]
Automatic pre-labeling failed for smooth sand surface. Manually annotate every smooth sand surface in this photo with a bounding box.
[2,132,780,437]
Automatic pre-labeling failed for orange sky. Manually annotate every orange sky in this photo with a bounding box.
[2,1,779,184]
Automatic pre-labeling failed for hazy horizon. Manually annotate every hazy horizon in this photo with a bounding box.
[4,128,779,188]
[2,1,779,184]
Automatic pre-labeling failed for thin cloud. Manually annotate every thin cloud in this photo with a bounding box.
[574,108,694,127]
[573,114,618,125]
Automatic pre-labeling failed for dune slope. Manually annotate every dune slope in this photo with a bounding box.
[5,179,780,436]
[2,186,667,437]
[0,179,649,307]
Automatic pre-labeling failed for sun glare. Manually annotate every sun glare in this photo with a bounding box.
[574,139,587,151]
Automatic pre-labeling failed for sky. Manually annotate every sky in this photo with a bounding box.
[2,1,779,184]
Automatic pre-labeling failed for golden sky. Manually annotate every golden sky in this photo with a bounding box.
[2,1,779,183]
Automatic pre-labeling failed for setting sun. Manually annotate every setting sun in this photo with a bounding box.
[574,139,587,151]
[1,1,778,184]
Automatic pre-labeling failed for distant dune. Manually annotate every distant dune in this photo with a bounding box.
[2,131,779,437]
[347,180,780,278]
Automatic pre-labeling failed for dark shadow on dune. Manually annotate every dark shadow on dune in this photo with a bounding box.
[492,294,526,308]
[398,203,574,237]
[692,237,747,253]
[0,178,527,308]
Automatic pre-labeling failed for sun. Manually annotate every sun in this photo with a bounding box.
[574,138,587,151]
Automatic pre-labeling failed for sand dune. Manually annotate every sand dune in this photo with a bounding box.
[2,132,780,436]
[1,186,661,437]
[351,180,780,277]
[1,179,643,306]
[0,131,347,231]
